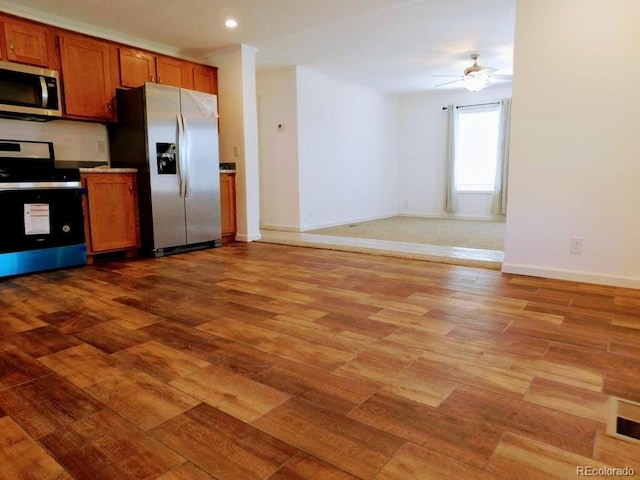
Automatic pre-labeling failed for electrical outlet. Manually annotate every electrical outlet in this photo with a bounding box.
[96,140,106,154]
[570,236,584,254]
[233,145,240,157]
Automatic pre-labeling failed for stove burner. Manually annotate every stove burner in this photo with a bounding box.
[0,140,80,188]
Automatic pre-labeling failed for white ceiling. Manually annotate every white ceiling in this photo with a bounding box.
[2,0,515,95]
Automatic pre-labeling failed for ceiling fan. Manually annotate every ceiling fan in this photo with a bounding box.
[433,54,512,92]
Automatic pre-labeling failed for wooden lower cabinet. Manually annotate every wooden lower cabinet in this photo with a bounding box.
[81,172,140,262]
[220,172,236,242]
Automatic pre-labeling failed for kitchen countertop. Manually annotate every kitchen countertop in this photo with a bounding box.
[79,167,138,173]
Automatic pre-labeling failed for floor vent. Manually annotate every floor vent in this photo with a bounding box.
[608,396,640,444]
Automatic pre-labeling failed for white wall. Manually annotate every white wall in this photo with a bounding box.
[296,67,399,230]
[504,0,640,287]
[240,46,261,242]
[398,85,512,219]
[257,66,399,231]
[0,118,109,164]
[256,68,300,230]
[208,45,261,242]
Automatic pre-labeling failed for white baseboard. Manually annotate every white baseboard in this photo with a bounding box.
[260,224,301,232]
[400,213,506,222]
[234,232,262,242]
[502,263,640,289]
[261,215,398,233]
[299,214,397,231]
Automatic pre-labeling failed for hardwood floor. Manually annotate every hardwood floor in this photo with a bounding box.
[0,242,639,479]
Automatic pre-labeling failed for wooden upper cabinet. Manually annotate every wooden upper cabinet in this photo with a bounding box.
[1,16,51,67]
[59,32,118,121]
[119,48,155,87]
[193,65,218,94]
[0,13,220,122]
[157,55,193,90]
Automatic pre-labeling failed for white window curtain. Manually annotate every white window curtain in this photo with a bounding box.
[491,98,512,215]
[444,104,458,213]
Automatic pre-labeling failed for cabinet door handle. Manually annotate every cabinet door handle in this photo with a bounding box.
[128,183,133,193]
[9,40,15,54]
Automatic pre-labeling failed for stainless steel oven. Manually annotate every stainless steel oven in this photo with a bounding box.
[0,140,86,278]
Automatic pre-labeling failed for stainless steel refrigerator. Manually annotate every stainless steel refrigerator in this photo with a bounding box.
[110,82,221,256]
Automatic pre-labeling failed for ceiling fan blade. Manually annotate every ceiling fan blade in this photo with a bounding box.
[434,78,464,88]
[490,74,513,80]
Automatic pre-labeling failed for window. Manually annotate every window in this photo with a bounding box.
[454,104,500,192]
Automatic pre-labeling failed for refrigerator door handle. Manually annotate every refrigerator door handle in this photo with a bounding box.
[176,113,188,198]
[182,114,190,198]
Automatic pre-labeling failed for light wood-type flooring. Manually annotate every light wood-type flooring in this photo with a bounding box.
[0,242,639,479]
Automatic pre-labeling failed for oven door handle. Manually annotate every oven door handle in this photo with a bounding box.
[39,76,49,109]
[0,181,82,190]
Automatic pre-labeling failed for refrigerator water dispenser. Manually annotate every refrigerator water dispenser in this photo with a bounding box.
[156,143,176,174]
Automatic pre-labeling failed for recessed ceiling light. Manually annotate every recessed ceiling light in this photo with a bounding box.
[225,18,238,28]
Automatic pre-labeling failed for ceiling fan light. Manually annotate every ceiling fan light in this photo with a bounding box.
[463,75,489,92]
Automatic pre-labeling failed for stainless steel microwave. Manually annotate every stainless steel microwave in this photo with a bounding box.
[0,60,62,121]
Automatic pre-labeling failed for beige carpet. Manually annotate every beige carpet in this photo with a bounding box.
[306,216,505,251]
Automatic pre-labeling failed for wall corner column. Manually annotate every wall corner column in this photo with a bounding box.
[208,43,261,242]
